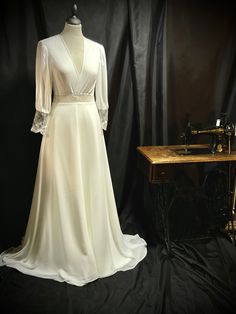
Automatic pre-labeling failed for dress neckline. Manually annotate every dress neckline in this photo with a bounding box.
[57,34,86,85]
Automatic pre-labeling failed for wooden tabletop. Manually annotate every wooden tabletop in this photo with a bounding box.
[137,144,236,165]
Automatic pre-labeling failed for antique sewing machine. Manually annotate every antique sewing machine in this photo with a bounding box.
[137,114,236,249]
[174,114,236,243]
[180,114,236,155]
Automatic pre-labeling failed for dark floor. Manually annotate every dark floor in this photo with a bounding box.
[0,235,236,314]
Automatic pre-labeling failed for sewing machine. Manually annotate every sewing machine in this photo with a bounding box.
[180,114,236,155]
[137,114,236,248]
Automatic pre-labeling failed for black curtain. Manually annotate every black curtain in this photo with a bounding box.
[1,0,236,313]
[167,0,236,144]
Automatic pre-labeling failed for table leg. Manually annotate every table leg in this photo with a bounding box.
[153,183,174,255]
[228,162,236,245]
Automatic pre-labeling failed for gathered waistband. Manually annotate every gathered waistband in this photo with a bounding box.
[53,94,94,103]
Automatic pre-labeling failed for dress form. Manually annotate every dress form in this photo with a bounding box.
[60,23,84,76]
[0,3,147,287]
[66,3,81,25]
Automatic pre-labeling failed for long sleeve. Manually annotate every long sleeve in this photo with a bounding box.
[31,41,52,135]
[95,45,109,131]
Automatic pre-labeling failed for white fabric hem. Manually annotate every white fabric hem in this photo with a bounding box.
[0,244,147,287]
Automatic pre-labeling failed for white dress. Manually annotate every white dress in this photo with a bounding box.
[0,34,147,286]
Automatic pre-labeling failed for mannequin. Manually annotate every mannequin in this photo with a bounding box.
[66,3,81,25]
[59,23,84,76]
[0,4,147,286]
[60,4,84,76]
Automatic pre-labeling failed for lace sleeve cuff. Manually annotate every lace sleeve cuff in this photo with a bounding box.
[30,110,49,135]
[98,109,108,131]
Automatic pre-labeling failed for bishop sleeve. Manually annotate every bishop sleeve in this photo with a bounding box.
[95,45,109,131]
[31,41,52,135]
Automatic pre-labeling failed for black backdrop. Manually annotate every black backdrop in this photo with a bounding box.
[1,0,236,313]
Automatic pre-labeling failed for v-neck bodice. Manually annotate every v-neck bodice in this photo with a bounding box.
[58,34,85,84]
[32,33,109,131]
[38,34,102,97]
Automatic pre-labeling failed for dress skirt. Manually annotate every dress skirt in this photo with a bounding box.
[0,97,147,286]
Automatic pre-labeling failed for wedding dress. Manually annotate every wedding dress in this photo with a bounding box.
[0,30,147,286]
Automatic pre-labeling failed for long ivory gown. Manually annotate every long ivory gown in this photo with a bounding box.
[0,33,147,286]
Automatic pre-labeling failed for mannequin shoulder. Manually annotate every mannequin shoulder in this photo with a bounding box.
[85,38,105,53]
[37,35,60,50]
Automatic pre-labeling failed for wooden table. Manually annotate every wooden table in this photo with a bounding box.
[137,144,236,252]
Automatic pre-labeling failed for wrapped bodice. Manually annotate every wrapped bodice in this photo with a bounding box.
[31,34,109,134]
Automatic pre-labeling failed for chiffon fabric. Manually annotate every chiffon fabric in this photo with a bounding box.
[0,34,147,286]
